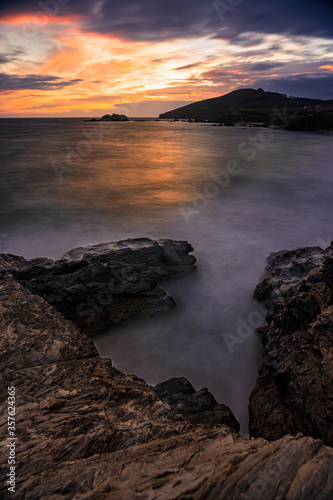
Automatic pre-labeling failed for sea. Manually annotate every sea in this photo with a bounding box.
[1,117,332,432]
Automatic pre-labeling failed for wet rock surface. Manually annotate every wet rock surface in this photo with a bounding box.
[249,244,333,446]
[0,238,196,336]
[1,274,333,499]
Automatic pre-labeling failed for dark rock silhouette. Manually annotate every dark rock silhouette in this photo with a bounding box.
[284,112,333,131]
[159,88,333,125]
[85,113,129,122]
[154,377,240,431]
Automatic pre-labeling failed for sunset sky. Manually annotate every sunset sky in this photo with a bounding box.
[0,0,332,117]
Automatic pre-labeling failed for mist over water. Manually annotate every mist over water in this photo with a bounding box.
[1,118,332,432]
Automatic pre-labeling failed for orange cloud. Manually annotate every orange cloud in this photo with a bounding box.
[40,46,86,74]
[319,64,333,71]
[1,17,330,117]
[0,13,83,26]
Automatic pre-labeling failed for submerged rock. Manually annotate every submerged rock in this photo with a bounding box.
[0,238,196,336]
[1,274,333,499]
[250,243,333,446]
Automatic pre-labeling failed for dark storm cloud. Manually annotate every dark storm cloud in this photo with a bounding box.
[200,70,229,80]
[0,49,25,64]
[0,0,332,41]
[250,62,285,71]
[254,74,333,100]
[0,73,82,92]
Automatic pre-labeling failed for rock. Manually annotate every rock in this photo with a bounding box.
[249,243,333,446]
[85,113,130,122]
[100,113,129,121]
[154,377,240,431]
[1,275,333,499]
[0,238,196,336]
[0,255,174,336]
[62,237,197,280]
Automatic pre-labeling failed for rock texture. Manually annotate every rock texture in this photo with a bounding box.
[154,377,240,431]
[0,238,196,336]
[62,237,196,280]
[1,274,333,499]
[249,244,333,447]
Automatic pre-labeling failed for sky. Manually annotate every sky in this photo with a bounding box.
[0,0,332,117]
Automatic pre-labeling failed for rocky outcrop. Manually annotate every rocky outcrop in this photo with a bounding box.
[154,377,240,431]
[1,274,333,499]
[86,113,129,122]
[62,237,196,280]
[0,238,196,336]
[249,244,333,446]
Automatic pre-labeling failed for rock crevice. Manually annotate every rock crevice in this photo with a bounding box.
[0,239,332,498]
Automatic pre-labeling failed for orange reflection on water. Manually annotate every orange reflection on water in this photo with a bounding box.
[59,124,208,215]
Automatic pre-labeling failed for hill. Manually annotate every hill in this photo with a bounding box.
[159,89,333,125]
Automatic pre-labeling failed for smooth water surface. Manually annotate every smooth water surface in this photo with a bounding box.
[1,118,332,431]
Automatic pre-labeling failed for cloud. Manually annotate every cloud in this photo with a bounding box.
[253,74,333,100]
[0,0,332,41]
[113,99,194,116]
[200,70,230,81]
[250,62,285,71]
[0,54,9,64]
[0,73,83,92]
[23,98,195,116]
[0,48,25,65]
[319,64,333,72]
[174,63,201,71]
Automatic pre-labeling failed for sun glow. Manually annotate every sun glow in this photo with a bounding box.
[0,13,331,116]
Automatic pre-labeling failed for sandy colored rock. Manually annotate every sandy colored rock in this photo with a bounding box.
[0,275,332,499]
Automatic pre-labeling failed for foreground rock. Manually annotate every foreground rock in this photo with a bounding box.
[0,238,196,336]
[250,244,333,447]
[1,275,332,499]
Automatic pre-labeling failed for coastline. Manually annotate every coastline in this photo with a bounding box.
[1,238,333,498]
